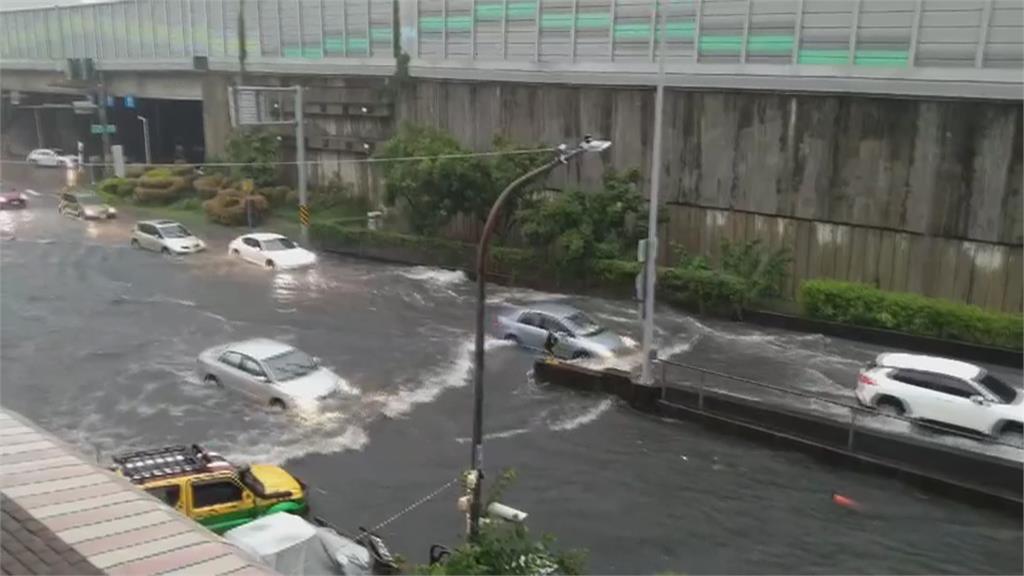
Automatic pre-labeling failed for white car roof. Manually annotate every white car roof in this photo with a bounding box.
[228,338,294,360]
[876,353,983,380]
[139,219,181,227]
[239,232,288,241]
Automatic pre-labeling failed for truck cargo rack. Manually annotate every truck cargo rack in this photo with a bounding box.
[111,444,218,483]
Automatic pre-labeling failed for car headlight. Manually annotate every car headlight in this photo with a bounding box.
[19,194,27,201]
[107,207,117,214]
[0,198,7,203]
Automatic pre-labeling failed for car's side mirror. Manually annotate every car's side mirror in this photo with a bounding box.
[312,356,321,366]
[970,395,988,406]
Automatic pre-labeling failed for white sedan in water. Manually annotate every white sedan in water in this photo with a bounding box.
[228,232,317,270]
[197,338,346,410]
[26,148,77,168]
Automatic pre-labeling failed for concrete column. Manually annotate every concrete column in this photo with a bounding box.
[201,73,232,160]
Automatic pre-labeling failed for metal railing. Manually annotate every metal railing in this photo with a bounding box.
[658,358,1024,452]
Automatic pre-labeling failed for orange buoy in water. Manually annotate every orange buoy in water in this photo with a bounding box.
[832,492,861,511]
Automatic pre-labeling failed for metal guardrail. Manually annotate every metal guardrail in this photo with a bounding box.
[658,358,1024,452]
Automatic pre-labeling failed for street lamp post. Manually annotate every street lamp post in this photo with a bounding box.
[469,136,612,540]
[137,115,151,165]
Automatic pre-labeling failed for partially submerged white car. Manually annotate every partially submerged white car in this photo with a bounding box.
[856,353,1023,445]
[228,232,317,270]
[224,512,398,575]
[131,220,207,255]
[197,338,346,410]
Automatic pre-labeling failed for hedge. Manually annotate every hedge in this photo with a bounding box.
[801,280,1023,350]
[97,177,138,197]
[203,191,269,226]
[311,222,765,314]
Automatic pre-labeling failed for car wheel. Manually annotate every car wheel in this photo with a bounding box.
[572,350,591,360]
[876,398,905,418]
[204,375,222,388]
[998,425,1024,448]
[269,398,287,411]
[130,238,140,249]
[230,249,240,257]
[503,334,520,345]
[265,259,276,270]
[161,247,171,255]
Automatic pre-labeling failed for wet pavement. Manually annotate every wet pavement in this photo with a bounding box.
[1,164,1021,574]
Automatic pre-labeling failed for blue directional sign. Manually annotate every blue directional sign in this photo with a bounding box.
[124,95,135,109]
[106,95,115,107]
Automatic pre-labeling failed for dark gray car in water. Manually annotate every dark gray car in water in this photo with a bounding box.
[496,302,632,359]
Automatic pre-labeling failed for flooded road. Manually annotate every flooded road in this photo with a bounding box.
[1,166,1021,574]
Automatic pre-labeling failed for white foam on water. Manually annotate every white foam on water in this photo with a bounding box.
[398,266,468,286]
[548,398,614,431]
[378,337,513,419]
[454,427,532,443]
[218,424,370,465]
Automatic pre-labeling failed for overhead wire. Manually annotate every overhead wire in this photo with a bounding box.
[0,147,556,168]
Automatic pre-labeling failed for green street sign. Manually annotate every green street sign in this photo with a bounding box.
[90,124,116,134]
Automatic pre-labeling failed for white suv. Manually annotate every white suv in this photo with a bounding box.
[856,353,1023,446]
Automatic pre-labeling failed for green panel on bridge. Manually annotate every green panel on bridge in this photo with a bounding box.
[324,37,345,52]
[747,35,794,54]
[614,21,694,40]
[371,27,393,41]
[473,2,537,21]
[540,12,612,30]
[90,124,116,134]
[797,49,848,64]
[700,35,743,54]
[854,50,909,67]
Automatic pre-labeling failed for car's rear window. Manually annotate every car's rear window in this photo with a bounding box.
[979,373,1018,404]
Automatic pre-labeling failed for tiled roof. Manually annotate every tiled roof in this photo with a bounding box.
[0,408,276,576]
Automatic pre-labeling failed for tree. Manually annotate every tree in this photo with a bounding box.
[377,124,492,234]
[225,129,280,187]
[415,523,586,576]
[516,168,645,268]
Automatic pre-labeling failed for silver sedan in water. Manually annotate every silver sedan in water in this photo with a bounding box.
[196,338,345,410]
[496,303,632,359]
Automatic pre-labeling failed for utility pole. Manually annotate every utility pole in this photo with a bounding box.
[295,85,308,245]
[96,71,112,176]
[640,0,668,387]
[137,115,151,165]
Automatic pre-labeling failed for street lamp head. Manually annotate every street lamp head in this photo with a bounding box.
[579,135,612,152]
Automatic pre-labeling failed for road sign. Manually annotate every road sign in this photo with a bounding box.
[124,95,135,109]
[298,205,311,226]
[90,124,117,134]
[106,95,115,108]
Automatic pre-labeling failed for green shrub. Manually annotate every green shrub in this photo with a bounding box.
[413,523,585,575]
[193,175,226,199]
[125,164,148,178]
[134,187,181,204]
[97,177,138,197]
[137,176,175,190]
[256,185,291,208]
[661,266,748,315]
[170,165,195,176]
[142,167,175,179]
[516,169,645,269]
[225,129,280,186]
[203,191,269,226]
[801,280,1023,350]
[171,197,203,212]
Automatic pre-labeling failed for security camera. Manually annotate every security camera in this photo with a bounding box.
[486,502,528,523]
[579,137,612,152]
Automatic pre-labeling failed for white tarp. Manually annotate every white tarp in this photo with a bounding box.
[224,513,372,576]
